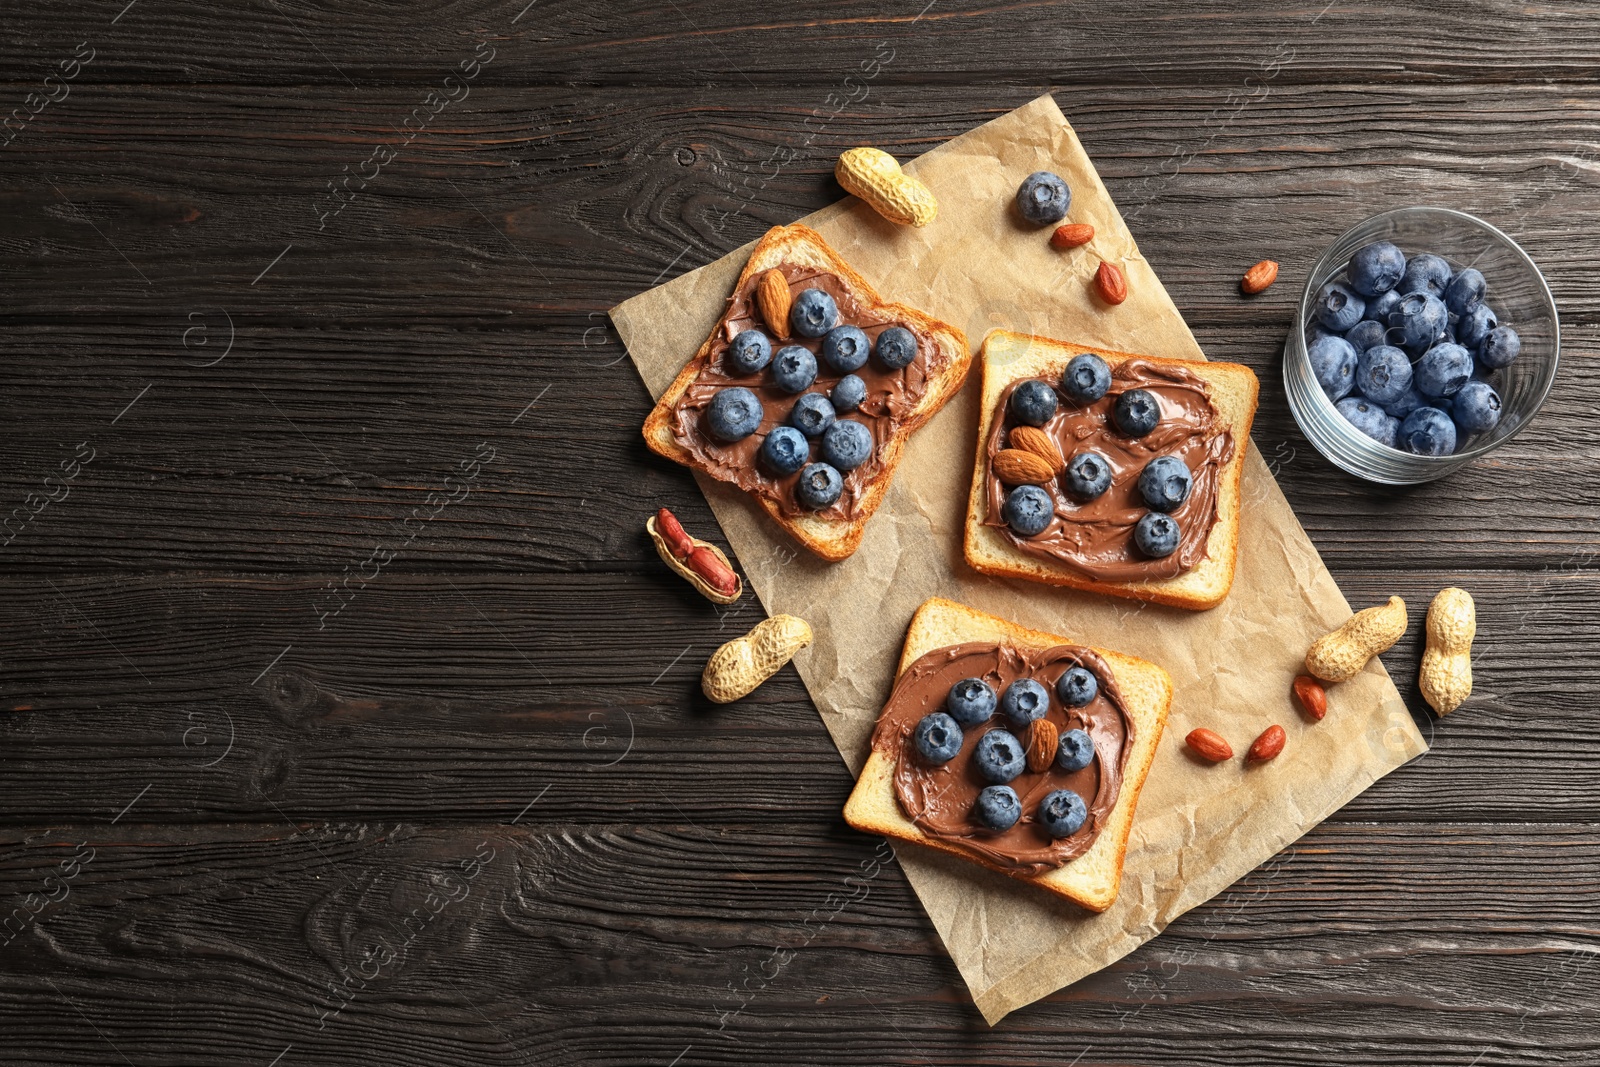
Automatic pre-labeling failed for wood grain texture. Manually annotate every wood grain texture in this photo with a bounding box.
[0,0,1597,1062]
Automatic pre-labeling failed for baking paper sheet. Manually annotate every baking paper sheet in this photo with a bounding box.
[611,93,1428,1024]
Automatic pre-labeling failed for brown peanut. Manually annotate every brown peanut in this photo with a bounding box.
[1293,675,1327,721]
[1305,596,1408,683]
[701,614,813,703]
[835,147,938,227]
[1185,728,1233,763]
[1246,725,1286,763]
[1419,587,1475,715]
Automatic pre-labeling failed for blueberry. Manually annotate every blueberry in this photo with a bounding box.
[760,426,810,475]
[1138,455,1192,512]
[874,326,918,370]
[1307,323,1337,346]
[1038,789,1088,837]
[1015,171,1071,226]
[1458,305,1499,349]
[820,419,872,471]
[1001,485,1054,537]
[1384,387,1428,420]
[1347,240,1406,296]
[1354,344,1413,406]
[1365,287,1403,324]
[1009,380,1059,427]
[1064,451,1112,501]
[1000,678,1050,726]
[1478,325,1522,369]
[1314,280,1366,332]
[706,386,762,442]
[1112,389,1160,436]
[1335,396,1399,448]
[1056,667,1098,708]
[1451,380,1502,434]
[1061,353,1112,404]
[790,289,838,338]
[1398,253,1453,298]
[974,785,1021,831]
[1415,342,1474,399]
[1134,512,1181,558]
[1307,335,1358,402]
[820,325,870,373]
[1388,292,1449,352]
[913,711,963,764]
[788,392,836,437]
[974,729,1026,784]
[1444,267,1487,317]
[727,329,773,374]
[946,678,997,728]
[1344,319,1388,354]
[1399,407,1458,456]
[831,373,866,413]
[795,462,843,508]
[772,345,818,393]
[1056,728,1095,772]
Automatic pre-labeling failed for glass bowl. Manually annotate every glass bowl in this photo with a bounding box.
[1283,206,1559,484]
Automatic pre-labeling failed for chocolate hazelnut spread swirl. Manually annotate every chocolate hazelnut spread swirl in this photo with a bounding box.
[982,359,1234,581]
[667,264,934,520]
[870,642,1132,875]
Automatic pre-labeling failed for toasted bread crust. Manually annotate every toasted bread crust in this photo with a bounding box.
[642,225,971,562]
[843,597,1171,912]
[962,331,1260,610]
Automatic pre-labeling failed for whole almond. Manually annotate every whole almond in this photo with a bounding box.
[1247,724,1287,764]
[1241,259,1279,295]
[756,269,791,339]
[1094,261,1128,305]
[1026,718,1060,773]
[1009,425,1065,472]
[1292,675,1327,721]
[992,448,1056,486]
[1185,728,1233,763]
[1050,223,1094,250]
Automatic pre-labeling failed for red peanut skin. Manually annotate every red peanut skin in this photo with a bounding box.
[656,508,738,596]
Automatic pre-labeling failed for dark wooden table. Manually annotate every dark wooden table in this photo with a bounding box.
[0,3,1594,1063]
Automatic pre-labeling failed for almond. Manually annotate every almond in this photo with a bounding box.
[1246,724,1287,764]
[1026,718,1059,773]
[1094,261,1127,305]
[1240,259,1279,295]
[992,448,1056,486]
[756,269,791,339]
[1050,223,1094,250]
[1292,675,1327,721]
[1185,728,1232,763]
[1008,425,1064,472]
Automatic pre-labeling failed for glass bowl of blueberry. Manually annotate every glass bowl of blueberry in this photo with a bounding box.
[1283,206,1558,484]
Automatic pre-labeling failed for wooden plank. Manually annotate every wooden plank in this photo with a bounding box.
[0,86,1596,322]
[0,570,1586,824]
[0,821,1595,1064]
[0,313,1590,572]
[2,1,1600,87]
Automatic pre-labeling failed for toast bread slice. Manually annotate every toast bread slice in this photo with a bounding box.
[964,330,1259,610]
[843,597,1172,912]
[642,224,970,562]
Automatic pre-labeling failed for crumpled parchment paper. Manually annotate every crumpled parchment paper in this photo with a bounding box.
[611,93,1427,1025]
